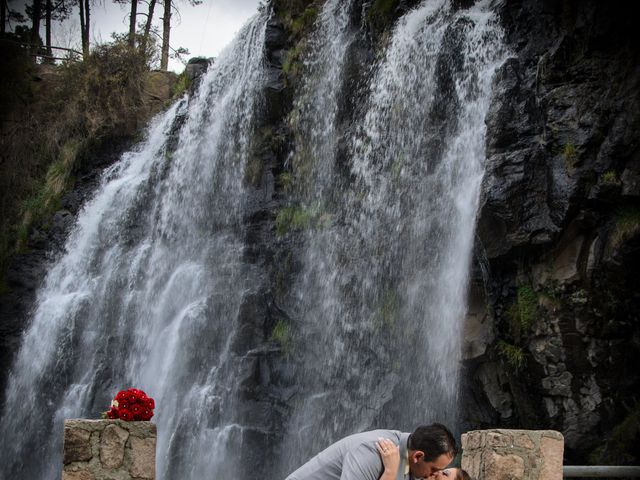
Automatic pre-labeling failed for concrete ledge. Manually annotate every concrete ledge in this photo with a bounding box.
[63,419,156,480]
[461,429,564,480]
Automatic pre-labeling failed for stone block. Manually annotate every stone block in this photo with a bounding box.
[514,432,535,449]
[487,431,509,447]
[129,436,156,479]
[62,470,94,480]
[461,450,482,477]
[540,434,564,480]
[63,419,156,480]
[64,425,92,464]
[461,429,564,479]
[485,451,525,479]
[462,431,483,450]
[100,424,129,469]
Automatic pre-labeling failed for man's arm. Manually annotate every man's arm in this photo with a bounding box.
[340,440,399,480]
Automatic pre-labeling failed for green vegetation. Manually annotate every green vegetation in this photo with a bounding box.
[274,0,319,39]
[289,6,319,38]
[245,127,287,187]
[276,205,314,236]
[563,143,578,173]
[173,71,191,97]
[271,318,293,355]
[245,155,264,187]
[611,207,640,248]
[589,404,640,465]
[373,289,400,330]
[504,283,538,339]
[274,251,294,303]
[285,141,315,192]
[274,0,319,85]
[282,41,307,82]
[601,170,620,185]
[497,340,525,371]
[277,172,294,192]
[517,284,538,330]
[0,34,170,283]
[275,203,331,236]
[390,157,403,182]
[367,0,400,35]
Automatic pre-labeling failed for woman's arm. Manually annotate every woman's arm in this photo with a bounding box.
[376,438,400,480]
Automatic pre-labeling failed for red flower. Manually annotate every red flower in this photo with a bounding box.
[106,407,119,419]
[119,409,133,421]
[140,408,154,421]
[108,388,154,422]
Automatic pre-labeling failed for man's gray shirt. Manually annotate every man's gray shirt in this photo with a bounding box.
[284,430,411,480]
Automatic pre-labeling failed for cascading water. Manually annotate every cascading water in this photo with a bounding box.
[0,10,268,480]
[287,0,355,201]
[280,0,507,472]
[1,0,509,478]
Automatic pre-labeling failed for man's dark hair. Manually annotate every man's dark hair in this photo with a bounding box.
[407,423,457,462]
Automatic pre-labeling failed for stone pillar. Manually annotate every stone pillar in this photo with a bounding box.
[63,419,156,480]
[461,429,564,480]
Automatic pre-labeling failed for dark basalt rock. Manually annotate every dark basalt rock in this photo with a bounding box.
[185,56,212,82]
[466,0,640,464]
[2,0,639,471]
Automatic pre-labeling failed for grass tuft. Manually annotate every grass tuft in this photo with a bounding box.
[611,207,640,248]
[498,340,525,371]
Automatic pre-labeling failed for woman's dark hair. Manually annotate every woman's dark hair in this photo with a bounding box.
[407,423,458,462]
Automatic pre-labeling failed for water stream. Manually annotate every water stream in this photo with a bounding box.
[0,10,268,479]
[0,1,508,478]
[280,0,507,471]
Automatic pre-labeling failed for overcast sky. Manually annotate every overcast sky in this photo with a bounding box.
[18,0,262,72]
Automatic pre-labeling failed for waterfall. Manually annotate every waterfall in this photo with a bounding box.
[0,0,509,478]
[280,0,507,471]
[0,10,268,480]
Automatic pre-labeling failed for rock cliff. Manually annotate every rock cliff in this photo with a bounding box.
[1,0,638,471]
[465,0,640,464]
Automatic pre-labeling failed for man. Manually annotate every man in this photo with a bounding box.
[284,423,457,480]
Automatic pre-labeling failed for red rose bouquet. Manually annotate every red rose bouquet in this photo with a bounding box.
[103,388,155,421]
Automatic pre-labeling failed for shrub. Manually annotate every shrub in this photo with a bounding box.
[517,284,538,330]
[367,0,400,34]
[275,205,314,236]
[563,143,578,173]
[1,34,158,275]
[611,207,640,248]
[498,340,525,371]
[277,172,294,191]
[271,319,292,355]
[173,71,191,97]
[275,202,333,236]
[601,170,619,185]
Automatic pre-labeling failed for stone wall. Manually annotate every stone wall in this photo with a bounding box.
[63,419,156,480]
[461,429,564,480]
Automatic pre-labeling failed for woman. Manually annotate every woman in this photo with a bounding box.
[375,438,471,480]
[432,467,471,480]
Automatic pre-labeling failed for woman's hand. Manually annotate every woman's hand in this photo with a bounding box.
[376,438,400,480]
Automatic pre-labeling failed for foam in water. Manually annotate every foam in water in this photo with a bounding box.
[0,10,268,479]
[0,0,509,478]
[280,0,508,472]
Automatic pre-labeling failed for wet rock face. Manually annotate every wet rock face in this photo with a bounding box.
[467,0,640,463]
